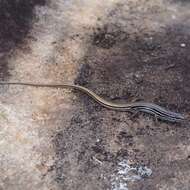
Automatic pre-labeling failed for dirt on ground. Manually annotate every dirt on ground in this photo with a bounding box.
[0,0,190,190]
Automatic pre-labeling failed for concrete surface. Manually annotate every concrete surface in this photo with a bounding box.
[0,0,190,190]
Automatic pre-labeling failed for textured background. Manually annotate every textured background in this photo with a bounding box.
[0,0,190,190]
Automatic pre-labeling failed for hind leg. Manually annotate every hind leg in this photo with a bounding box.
[129,109,140,120]
[153,114,159,126]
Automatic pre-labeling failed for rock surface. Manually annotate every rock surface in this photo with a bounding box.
[0,0,190,190]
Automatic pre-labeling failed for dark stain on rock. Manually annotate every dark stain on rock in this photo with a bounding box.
[87,23,190,113]
[92,26,117,49]
[0,0,46,80]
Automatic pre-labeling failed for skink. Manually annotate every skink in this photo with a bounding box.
[0,81,185,123]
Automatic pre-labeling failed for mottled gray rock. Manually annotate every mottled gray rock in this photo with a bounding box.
[0,0,190,190]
